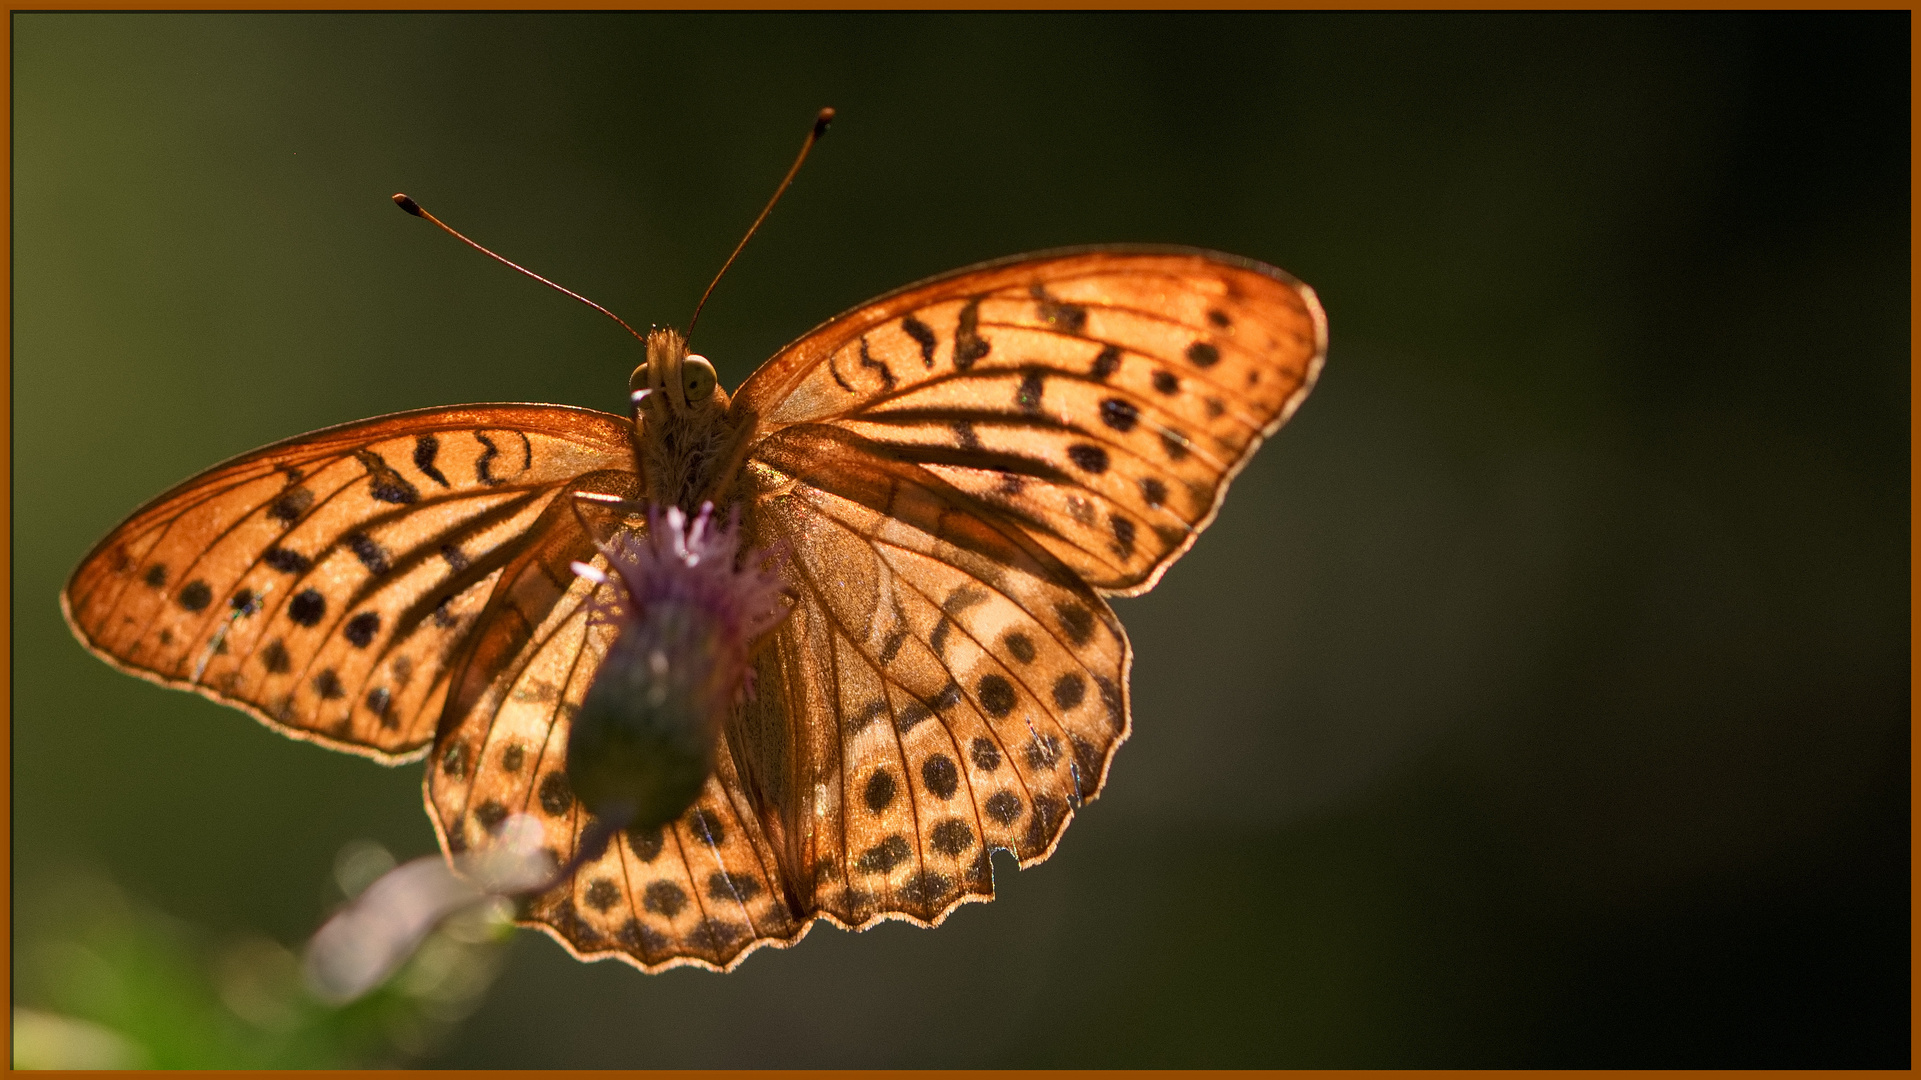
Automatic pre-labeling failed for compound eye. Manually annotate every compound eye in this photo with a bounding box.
[682,354,718,403]
[628,362,650,396]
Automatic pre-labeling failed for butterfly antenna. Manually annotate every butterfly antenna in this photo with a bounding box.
[686,107,834,342]
[392,193,649,348]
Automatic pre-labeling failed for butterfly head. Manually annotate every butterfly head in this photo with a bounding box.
[630,327,726,423]
[629,327,755,511]
[565,503,789,828]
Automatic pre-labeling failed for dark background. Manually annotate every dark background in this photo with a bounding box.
[13,12,1908,1067]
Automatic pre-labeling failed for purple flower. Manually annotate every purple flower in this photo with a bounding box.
[564,503,788,827]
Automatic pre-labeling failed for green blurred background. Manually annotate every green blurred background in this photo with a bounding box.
[13,12,1908,1067]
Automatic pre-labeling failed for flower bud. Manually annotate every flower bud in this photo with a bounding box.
[564,503,787,828]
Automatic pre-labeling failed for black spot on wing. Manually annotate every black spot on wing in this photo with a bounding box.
[263,547,310,574]
[1055,601,1094,645]
[930,818,975,856]
[538,772,574,816]
[626,824,663,862]
[984,790,1022,825]
[143,564,166,588]
[921,754,960,798]
[1016,368,1045,414]
[289,589,326,627]
[177,580,212,611]
[970,736,1003,771]
[472,430,531,486]
[585,878,622,912]
[1052,672,1086,710]
[899,870,952,910]
[953,297,990,370]
[413,433,451,487]
[1099,398,1138,432]
[1090,344,1122,380]
[857,834,911,874]
[474,434,503,486]
[1023,795,1067,852]
[1067,444,1109,474]
[896,700,933,733]
[1030,283,1087,333]
[1152,370,1180,396]
[708,870,762,902]
[944,586,987,616]
[848,699,888,735]
[1002,631,1036,664]
[345,531,390,576]
[1109,513,1136,559]
[932,680,963,712]
[644,880,687,917]
[829,353,856,393]
[933,584,987,658]
[353,450,419,504]
[1186,341,1222,368]
[977,674,1016,717]
[313,668,344,700]
[1025,734,1063,771]
[441,741,470,778]
[901,314,938,368]
[269,487,314,523]
[688,806,725,847]
[343,611,381,648]
[858,337,897,391]
[864,768,898,813]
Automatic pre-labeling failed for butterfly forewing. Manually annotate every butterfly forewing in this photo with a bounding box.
[735,249,1325,594]
[63,404,637,759]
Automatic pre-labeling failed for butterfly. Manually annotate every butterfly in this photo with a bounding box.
[63,237,1325,973]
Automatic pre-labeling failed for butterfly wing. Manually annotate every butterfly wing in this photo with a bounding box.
[732,443,1129,930]
[734,247,1326,595]
[62,404,640,761]
[723,248,1325,930]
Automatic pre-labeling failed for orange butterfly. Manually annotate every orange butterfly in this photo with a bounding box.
[61,127,1326,974]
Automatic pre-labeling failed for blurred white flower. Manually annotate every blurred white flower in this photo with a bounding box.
[303,816,552,1005]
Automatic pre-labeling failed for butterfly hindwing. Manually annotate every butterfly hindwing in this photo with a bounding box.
[732,429,1130,930]
[62,404,638,759]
